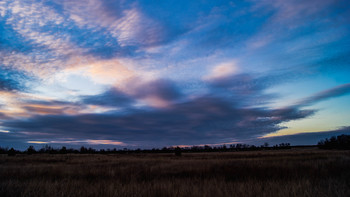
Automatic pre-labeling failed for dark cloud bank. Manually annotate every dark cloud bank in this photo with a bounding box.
[2,72,350,148]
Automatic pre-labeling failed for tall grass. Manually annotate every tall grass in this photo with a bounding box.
[0,149,349,197]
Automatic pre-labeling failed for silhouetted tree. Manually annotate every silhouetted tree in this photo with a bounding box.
[39,145,56,154]
[59,146,67,154]
[318,134,350,149]
[175,146,182,156]
[336,134,350,149]
[204,145,212,151]
[8,148,16,156]
[222,144,227,151]
[88,147,96,153]
[80,146,88,154]
[26,146,36,155]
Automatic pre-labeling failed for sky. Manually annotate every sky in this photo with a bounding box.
[0,0,350,149]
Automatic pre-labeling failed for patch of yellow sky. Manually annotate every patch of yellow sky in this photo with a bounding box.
[263,96,350,138]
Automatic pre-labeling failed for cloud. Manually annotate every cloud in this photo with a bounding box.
[27,141,47,144]
[296,83,350,106]
[0,93,85,119]
[0,72,347,147]
[0,60,347,147]
[0,0,83,78]
[2,0,79,56]
[204,72,279,107]
[251,0,334,23]
[62,0,165,47]
[0,112,9,120]
[81,88,134,107]
[203,61,239,81]
[1,1,127,80]
[246,0,340,49]
[62,58,136,85]
[12,97,128,117]
[118,77,183,108]
[271,107,315,121]
[0,69,24,91]
[1,94,315,147]
[20,101,85,116]
[73,61,183,107]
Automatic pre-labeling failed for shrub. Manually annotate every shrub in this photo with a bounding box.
[318,134,350,149]
[7,148,16,156]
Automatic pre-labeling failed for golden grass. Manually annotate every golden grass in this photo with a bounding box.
[0,149,349,197]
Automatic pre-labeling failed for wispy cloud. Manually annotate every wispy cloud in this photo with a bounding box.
[296,83,350,107]
[27,141,47,144]
[62,0,164,47]
[252,0,334,22]
[203,60,239,81]
[0,67,27,91]
[0,1,83,78]
[246,0,341,49]
[3,0,79,56]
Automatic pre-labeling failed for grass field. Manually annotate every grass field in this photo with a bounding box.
[0,148,349,197]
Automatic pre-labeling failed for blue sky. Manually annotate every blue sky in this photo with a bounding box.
[0,0,349,149]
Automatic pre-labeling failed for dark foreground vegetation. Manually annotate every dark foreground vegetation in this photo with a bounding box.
[318,134,350,150]
[0,148,349,197]
[0,142,292,156]
[1,135,348,157]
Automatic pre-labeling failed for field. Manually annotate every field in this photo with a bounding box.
[0,148,349,197]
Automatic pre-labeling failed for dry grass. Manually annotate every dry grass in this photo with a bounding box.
[0,148,349,197]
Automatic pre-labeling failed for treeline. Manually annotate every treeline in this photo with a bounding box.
[0,143,292,156]
[318,134,350,150]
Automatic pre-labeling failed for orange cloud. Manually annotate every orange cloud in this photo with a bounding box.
[27,139,125,146]
[85,140,125,146]
[27,141,47,144]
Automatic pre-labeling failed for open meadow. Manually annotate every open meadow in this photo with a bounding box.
[0,148,349,197]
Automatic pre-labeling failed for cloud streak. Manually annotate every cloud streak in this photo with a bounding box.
[62,0,165,47]
[296,83,350,107]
